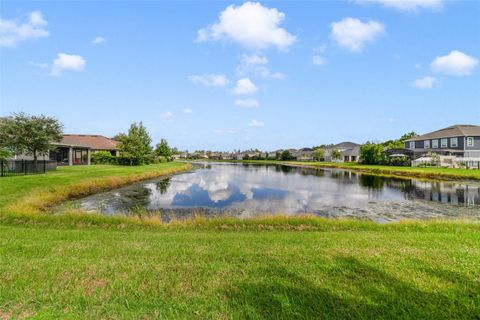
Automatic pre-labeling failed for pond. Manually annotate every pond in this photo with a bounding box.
[64,163,480,222]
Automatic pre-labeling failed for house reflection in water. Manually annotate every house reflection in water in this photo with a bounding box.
[406,180,479,206]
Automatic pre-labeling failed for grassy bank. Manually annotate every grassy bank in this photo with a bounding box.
[1,223,479,319]
[0,162,191,216]
[228,160,480,181]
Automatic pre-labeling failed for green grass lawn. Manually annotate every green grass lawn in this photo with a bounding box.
[1,224,479,319]
[231,160,480,181]
[1,162,480,319]
[0,162,191,213]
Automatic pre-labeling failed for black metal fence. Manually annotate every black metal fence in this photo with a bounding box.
[0,159,57,177]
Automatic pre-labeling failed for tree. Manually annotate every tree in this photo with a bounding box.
[360,143,386,165]
[384,132,418,149]
[0,112,63,170]
[280,150,295,161]
[155,139,172,159]
[312,148,325,161]
[0,148,11,161]
[111,132,126,141]
[399,132,417,142]
[331,149,342,161]
[119,122,152,165]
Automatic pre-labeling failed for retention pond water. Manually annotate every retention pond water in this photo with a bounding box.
[63,162,480,222]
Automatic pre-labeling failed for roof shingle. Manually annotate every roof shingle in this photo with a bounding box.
[59,135,120,150]
[406,125,480,142]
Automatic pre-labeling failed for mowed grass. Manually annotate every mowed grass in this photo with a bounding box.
[0,162,191,213]
[1,162,480,319]
[231,160,480,181]
[1,224,479,319]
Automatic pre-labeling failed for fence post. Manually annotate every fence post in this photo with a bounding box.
[23,159,27,175]
[43,160,46,173]
[1,160,3,177]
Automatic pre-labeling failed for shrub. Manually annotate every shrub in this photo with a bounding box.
[388,156,411,167]
[116,156,142,166]
[360,143,387,165]
[91,151,115,164]
[158,156,168,163]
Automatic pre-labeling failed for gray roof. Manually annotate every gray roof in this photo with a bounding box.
[332,141,360,149]
[406,125,480,142]
[342,146,360,156]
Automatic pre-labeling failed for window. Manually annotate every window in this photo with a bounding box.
[432,139,439,148]
[467,137,474,147]
[450,137,458,147]
[441,138,448,148]
[409,141,415,149]
[424,140,430,149]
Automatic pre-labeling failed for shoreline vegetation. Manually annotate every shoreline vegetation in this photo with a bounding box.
[1,162,479,318]
[0,161,479,229]
[0,162,192,217]
[213,159,480,181]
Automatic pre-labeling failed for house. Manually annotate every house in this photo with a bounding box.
[11,134,120,166]
[404,125,480,159]
[49,134,120,166]
[325,142,360,162]
[221,152,235,160]
[293,148,314,161]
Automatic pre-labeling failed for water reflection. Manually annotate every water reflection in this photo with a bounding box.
[73,163,480,221]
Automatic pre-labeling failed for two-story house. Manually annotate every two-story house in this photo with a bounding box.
[405,125,480,159]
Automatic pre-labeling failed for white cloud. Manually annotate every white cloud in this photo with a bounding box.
[413,76,437,89]
[312,46,327,66]
[29,61,49,69]
[241,54,268,66]
[236,54,284,79]
[415,63,422,70]
[355,0,444,11]
[161,111,174,122]
[196,1,296,51]
[312,55,326,66]
[182,108,193,113]
[248,119,265,127]
[430,50,478,76]
[92,36,105,45]
[215,128,239,134]
[189,74,229,87]
[235,98,259,108]
[50,53,86,76]
[330,17,385,52]
[233,78,258,95]
[0,11,49,47]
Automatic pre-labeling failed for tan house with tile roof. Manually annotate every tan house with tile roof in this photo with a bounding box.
[49,135,120,165]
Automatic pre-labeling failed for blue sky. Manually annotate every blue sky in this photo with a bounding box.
[1,1,479,151]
